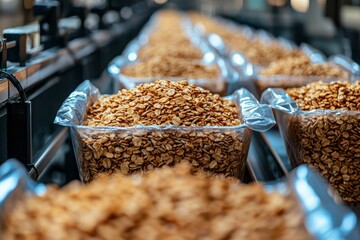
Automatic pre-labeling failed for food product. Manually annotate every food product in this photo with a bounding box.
[146,23,192,47]
[280,81,360,204]
[254,56,350,94]
[79,80,249,182]
[189,12,235,39]
[260,56,349,79]
[230,40,305,67]
[114,10,229,95]
[138,44,203,60]
[121,56,220,79]
[286,81,359,111]
[147,34,194,47]
[2,163,311,240]
[189,12,252,54]
[143,10,198,53]
[188,12,304,66]
[84,80,239,127]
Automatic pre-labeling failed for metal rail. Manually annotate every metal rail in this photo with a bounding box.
[246,131,286,182]
[260,131,290,176]
[260,129,298,176]
[0,40,16,51]
[29,127,68,180]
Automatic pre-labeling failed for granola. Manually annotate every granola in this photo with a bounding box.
[121,56,220,80]
[78,80,248,182]
[282,81,360,204]
[2,164,311,240]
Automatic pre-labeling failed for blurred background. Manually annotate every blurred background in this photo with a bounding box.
[171,0,360,64]
[0,0,359,62]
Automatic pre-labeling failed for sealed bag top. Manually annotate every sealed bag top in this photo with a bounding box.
[261,80,360,114]
[55,80,275,132]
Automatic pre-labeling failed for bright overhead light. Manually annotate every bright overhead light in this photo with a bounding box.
[291,0,309,12]
[154,0,168,4]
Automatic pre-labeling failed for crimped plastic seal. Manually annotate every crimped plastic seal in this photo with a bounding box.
[260,88,299,113]
[260,87,360,116]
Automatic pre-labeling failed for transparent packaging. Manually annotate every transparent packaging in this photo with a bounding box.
[202,22,255,57]
[202,20,360,97]
[205,23,298,68]
[125,13,216,61]
[261,88,360,205]
[108,55,232,96]
[253,52,360,95]
[198,20,303,96]
[231,44,360,97]
[253,75,348,95]
[191,14,359,89]
[0,159,46,230]
[108,13,237,96]
[54,81,275,183]
[1,159,359,239]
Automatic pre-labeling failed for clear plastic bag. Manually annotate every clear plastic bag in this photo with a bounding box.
[0,159,359,239]
[200,21,304,96]
[108,55,232,96]
[261,88,360,205]
[253,75,347,96]
[194,16,255,57]
[124,13,216,62]
[233,44,359,96]
[54,80,275,183]
[202,19,359,97]
[223,28,297,69]
[108,12,238,96]
[252,52,359,95]
[270,164,359,240]
[0,159,46,230]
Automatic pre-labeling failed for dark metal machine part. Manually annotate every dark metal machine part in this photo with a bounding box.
[0,38,16,69]
[246,131,286,182]
[6,100,32,167]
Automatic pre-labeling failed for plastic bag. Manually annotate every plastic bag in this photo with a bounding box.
[55,80,275,182]
[123,13,216,62]
[253,75,348,96]
[108,12,237,96]
[261,88,360,205]
[198,17,255,57]
[269,164,359,240]
[197,19,303,96]
[252,50,359,95]
[0,158,358,239]
[235,43,358,96]
[200,18,358,96]
[0,159,46,230]
[108,55,232,96]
